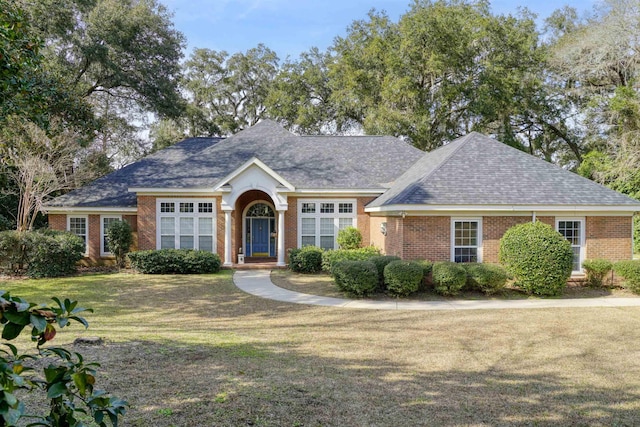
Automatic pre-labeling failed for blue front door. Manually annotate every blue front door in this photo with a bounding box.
[252,218,270,256]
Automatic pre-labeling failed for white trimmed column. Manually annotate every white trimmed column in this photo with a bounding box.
[223,209,233,266]
[277,210,285,266]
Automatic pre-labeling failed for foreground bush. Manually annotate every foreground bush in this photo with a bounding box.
[128,249,221,274]
[369,255,401,288]
[465,263,508,295]
[289,246,324,273]
[322,246,380,273]
[0,291,127,426]
[432,261,467,296]
[332,260,378,297]
[384,260,423,297]
[337,226,362,249]
[582,258,613,287]
[0,230,84,278]
[499,221,573,296]
[613,260,640,293]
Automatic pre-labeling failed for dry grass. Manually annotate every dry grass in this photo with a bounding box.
[272,269,639,301]
[3,271,640,426]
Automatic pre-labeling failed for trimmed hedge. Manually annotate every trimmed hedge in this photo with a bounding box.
[128,249,221,274]
[337,226,362,249]
[369,255,401,288]
[289,246,323,273]
[465,263,508,295]
[613,260,640,294]
[432,261,467,296]
[582,258,613,287]
[332,260,378,297]
[414,260,434,288]
[383,260,423,297]
[105,219,133,268]
[499,221,573,296]
[0,230,84,278]
[322,246,380,273]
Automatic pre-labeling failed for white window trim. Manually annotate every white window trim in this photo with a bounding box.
[100,215,122,257]
[67,215,89,256]
[155,198,217,252]
[450,217,483,263]
[298,199,357,250]
[556,217,586,274]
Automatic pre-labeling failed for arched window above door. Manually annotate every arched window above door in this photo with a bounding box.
[246,203,274,218]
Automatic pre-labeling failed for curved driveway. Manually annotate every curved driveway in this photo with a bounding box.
[233,270,640,311]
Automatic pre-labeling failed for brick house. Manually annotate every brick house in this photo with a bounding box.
[45,120,640,272]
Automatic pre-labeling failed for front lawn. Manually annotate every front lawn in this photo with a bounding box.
[3,271,640,426]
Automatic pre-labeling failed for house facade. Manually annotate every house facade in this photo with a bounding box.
[45,121,640,272]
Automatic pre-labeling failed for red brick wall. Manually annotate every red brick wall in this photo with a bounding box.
[357,197,375,247]
[482,216,532,263]
[586,216,632,261]
[137,196,156,250]
[402,216,450,261]
[122,215,138,251]
[284,196,298,261]
[48,214,66,231]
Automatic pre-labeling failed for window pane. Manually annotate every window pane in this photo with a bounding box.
[301,203,315,214]
[338,218,353,230]
[160,236,175,249]
[320,236,334,250]
[180,217,194,234]
[180,236,194,249]
[572,246,580,271]
[199,217,213,235]
[320,218,334,235]
[160,202,175,213]
[338,203,353,213]
[455,221,477,246]
[199,236,213,252]
[69,218,86,235]
[160,217,175,234]
[320,203,334,213]
[301,236,315,247]
[454,248,477,263]
[180,202,194,213]
[198,202,213,213]
[301,218,315,235]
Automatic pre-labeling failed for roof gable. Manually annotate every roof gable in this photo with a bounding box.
[369,132,640,209]
[214,157,295,191]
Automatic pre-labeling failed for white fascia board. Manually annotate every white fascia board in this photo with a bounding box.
[294,188,385,196]
[43,207,138,214]
[212,157,295,191]
[364,204,640,214]
[128,187,215,195]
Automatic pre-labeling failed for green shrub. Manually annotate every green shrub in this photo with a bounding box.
[465,263,508,295]
[432,261,467,296]
[414,260,434,287]
[0,230,29,271]
[582,258,613,287]
[322,246,380,273]
[25,230,85,278]
[499,221,573,296]
[0,214,13,231]
[106,219,134,268]
[337,226,362,249]
[613,260,640,293]
[368,255,401,287]
[289,246,323,273]
[332,260,378,297]
[383,260,423,297]
[128,249,221,274]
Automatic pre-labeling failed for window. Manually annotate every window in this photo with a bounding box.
[157,199,216,252]
[557,218,585,273]
[100,215,121,256]
[451,218,481,263]
[68,216,88,255]
[298,199,357,250]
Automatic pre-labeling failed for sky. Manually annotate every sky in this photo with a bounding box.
[162,0,598,60]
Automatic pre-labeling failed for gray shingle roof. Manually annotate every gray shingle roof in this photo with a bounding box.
[368,132,640,208]
[47,120,424,208]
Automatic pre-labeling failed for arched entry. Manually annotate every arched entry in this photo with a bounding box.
[243,201,276,257]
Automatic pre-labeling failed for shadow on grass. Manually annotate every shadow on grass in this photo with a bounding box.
[57,338,640,427]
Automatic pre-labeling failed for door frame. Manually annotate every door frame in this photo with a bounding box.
[242,200,276,257]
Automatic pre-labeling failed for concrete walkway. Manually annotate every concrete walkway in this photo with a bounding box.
[233,269,640,311]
